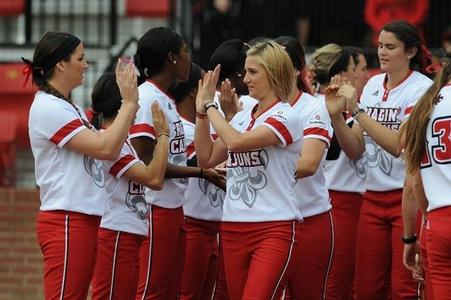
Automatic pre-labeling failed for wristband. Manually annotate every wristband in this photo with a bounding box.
[351,108,365,119]
[199,168,204,178]
[158,133,169,139]
[196,112,208,119]
[401,234,417,244]
[204,101,219,112]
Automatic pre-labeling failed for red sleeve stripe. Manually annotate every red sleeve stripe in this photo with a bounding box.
[404,106,414,116]
[186,142,196,159]
[265,117,293,145]
[303,127,332,141]
[50,119,84,145]
[109,154,136,177]
[129,123,156,138]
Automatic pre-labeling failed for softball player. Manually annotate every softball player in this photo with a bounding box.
[195,41,303,300]
[27,31,138,299]
[88,73,169,300]
[327,20,433,299]
[404,53,451,299]
[276,36,334,300]
[130,27,222,300]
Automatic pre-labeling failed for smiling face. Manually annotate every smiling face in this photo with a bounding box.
[243,55,273,101]
[61,43,88,89]
[377,30,415,74]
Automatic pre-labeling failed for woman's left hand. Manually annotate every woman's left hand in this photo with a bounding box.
[203,168,227,191]
[196,65,221,114]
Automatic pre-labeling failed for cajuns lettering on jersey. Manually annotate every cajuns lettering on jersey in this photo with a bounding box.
[170,120,186,154]
[366,106,401,130]
[227,150,266,168]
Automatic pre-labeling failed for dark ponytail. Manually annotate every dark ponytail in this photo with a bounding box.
[91,73,122,130]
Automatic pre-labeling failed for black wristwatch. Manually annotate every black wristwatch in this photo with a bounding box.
[401,234,417,244]
[204,101,219,112]
[351,108,365,119]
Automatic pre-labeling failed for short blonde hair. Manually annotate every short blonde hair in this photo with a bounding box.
[310,43,344,85]
[247,40,294,101]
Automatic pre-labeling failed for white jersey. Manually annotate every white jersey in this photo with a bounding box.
[182,118,225,221]
[420,84,451,212]
[360,71,432,191]
[240,95,258,111]
[100,138,149,236]
[223,101,303,222]
[318,92,367,193]
[130,80,188,208]
[29,91,108,215]
[292,92,333,217]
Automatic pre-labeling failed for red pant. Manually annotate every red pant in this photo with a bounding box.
[91,228,146,300]
[221,221,297,300]
[426,206,451,300]
[213,242,230,300]
[355,190,418,300]
[135,205,186,300]
[420,219,434,300]
[36,210,101,300]
[327,191,362,300]
[180,217,220,300]
[284,211,334,300]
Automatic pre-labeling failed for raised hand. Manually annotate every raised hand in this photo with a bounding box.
[324,75,346,117]
[151,101,169,137]
[337,84,358,113]
[220,79,240,121]
[115,58,138,105]
[196,64,221,114]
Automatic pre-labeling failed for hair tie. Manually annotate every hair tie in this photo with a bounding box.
[21,57,36,88]
[420,45,434,74]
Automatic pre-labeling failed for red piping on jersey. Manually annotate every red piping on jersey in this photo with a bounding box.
[290,91,304,107]
[265,117,293,145]
[146,79,176,103]
[247,99,281,131]
[110,154,135,177]
[130,123,156,137]
[382,70,414,101]
[50,119,84,145]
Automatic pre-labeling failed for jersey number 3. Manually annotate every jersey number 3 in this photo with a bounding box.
[423,116,451,167]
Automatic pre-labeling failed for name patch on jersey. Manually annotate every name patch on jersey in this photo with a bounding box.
[226,150,266,168]
[366,106,401,130]
[170,120,186,154]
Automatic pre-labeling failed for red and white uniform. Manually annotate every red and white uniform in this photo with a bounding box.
[355,70,432,300]
[239,95,258,111]
[180,117,226,299]
[221,101,302,299]
[360,71,431,191]
[421,84,451,299]
[130,80,187,300]
[318,91,366,300]
[129,80,188,208]
[224,101,303,222]
[292,92,332,217]
[91,139,148,300]
[182,118,224,221]
[284,92,334,300]
[30,91,106,300]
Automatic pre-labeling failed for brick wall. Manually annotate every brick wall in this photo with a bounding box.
[0,188,44,300]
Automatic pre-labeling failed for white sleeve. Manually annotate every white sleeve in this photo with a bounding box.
[107,144,140,178]
[303,102,332,147]
[262,109,302,147]
[129,91,156,139]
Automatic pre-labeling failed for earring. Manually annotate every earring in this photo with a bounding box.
[173,60,177,64]
[407,56,411,59]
